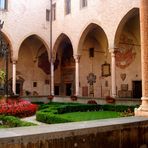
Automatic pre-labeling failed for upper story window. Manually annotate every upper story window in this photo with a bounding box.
[80,0,87,8]
[46,9,50,21]
[46,3,56,22]
[65,0,71,15]
[0,0,7,10]
[52,3,56,20]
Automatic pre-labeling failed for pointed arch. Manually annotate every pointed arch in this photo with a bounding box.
[0,31,13,59]
[16,33,50,61]
[114,8,140,47]
[77,23,109,55]
[53,33,74,59]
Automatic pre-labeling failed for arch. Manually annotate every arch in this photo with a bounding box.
[77,23,109,55]
[114,8,140,47]
[0,31,13,58]
[17,33,50,61]
[53,33,74,59]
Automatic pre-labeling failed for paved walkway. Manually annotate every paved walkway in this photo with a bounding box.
[21,115,48,125]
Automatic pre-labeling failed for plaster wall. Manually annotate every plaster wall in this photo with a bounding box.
[0,0,140,97]
[0,0,140,57]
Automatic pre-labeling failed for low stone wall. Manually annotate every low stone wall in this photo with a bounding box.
[53,96,141,106]
[0,117,147,148]
[22,96,141,106]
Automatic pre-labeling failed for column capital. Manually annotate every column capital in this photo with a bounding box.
[110,51,116,57]
[109,48,116,53]
[12,60,17,64]
[74,55,81,62]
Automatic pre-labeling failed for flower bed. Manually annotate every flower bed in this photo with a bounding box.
[0,98,38,118]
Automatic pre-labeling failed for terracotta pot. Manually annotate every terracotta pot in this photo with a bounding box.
[48,95,54,102]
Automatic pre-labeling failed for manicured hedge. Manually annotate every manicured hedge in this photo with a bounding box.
[36,102,138,124]
[36,111,71,124]
[100,104,138,112]
[0,115,36,128]
[37,103,101,124]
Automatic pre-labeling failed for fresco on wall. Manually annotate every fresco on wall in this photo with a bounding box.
[115,34,136,69]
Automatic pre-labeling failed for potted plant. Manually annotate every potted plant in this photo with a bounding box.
[48,95,54,102]
[105,96,115,103]
[70,95,77,101]
[25,90,31,96]
[87,99,97,104]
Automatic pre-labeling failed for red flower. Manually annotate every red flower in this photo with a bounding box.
[0,98,38,118]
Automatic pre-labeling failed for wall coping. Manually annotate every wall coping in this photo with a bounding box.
[0,116,148,144]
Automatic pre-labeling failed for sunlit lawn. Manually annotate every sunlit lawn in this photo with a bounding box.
[58,111,122,122]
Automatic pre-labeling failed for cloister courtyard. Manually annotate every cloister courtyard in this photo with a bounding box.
[0,0,148,147]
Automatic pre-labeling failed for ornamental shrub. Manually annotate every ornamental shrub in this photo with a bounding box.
[36,103,101,123]
[0,115,36,127]
[0,99,38,118]
[36,102,138,124]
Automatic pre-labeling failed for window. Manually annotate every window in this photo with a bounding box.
[80,0,87,8]
[0,0,7,10]
[46,3,56,22]
[65,0,71,15]
[52,3,56,21]
[46,9,50,21]
[89,48,94,57]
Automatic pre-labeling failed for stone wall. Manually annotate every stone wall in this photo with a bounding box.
[0,117,147,148]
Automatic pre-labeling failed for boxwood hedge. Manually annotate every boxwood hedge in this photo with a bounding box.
[0,115,36,128]
[36,102,138,124]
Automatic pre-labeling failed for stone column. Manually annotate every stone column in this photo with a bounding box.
[50,59,54,96]
[110,50,116,98]
[135,0,148,116]
[12,61,16,94]
[74,55,80,96]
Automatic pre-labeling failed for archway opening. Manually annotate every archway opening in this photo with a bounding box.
[0,32,12,95]
[17,35,50,96]
[114,8,141,98]
[78,23,109,97]
[54,34,75,96]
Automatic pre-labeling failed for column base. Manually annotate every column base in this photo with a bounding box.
[135,105,148,117]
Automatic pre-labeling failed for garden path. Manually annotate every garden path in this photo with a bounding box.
[21,115,48,126]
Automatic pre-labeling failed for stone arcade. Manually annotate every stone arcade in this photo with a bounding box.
[0,0,148,116]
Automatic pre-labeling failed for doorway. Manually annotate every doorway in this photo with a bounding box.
[54,86,59,95]
[66,83,72,96]
[16,83,21,95]
[132,81,142,98]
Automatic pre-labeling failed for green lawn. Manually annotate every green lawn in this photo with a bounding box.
[58,111,121,122]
